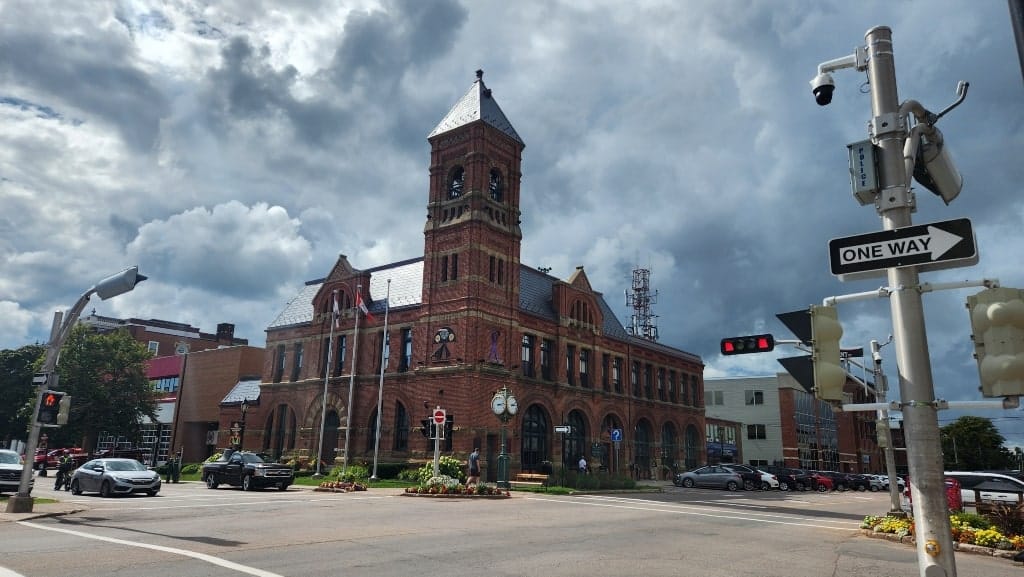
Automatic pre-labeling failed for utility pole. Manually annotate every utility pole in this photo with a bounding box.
[864,26,956,576]
[869,338,904,514]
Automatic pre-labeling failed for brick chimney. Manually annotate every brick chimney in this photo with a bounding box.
[216,323,235,346]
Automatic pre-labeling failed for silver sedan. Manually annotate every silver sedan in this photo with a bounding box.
[674,465,743,490]
[70,458,161,497]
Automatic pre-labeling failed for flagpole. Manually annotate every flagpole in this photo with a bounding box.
[315,289,338,477]
[342,283,362,476]
[370,279,391,480]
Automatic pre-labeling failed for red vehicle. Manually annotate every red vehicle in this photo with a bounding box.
[902,475,963,512]
[807,471,834,492]
[34,448,88,471]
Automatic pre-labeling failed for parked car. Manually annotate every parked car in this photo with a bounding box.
[0,449,31,494]
[34,447,88,472]
[762,466,814,491]
[202,450,294,491]
[802,470,834,492]
[723,464,779,490]
[818,471,869,492]
[944,471,1024,506]
[69,458,161,497]
[674,465,742,491]
[902,475,963,513]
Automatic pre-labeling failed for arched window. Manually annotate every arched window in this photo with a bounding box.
[448,166,465,199]
[320,410,341,467]
[489,168,503,202]
[565,411,587,469]
[393,402,408,452]
[661,422,678,472]
[634,419,653,477]
[521,404,549,472]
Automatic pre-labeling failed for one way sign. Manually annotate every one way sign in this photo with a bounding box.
[828,218,977,281]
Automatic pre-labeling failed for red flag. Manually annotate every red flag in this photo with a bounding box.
[356,292,375,323]
[332,291,341,329]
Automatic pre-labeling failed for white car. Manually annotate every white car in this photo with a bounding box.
[0,449,32,494]
[945,471,1024,506]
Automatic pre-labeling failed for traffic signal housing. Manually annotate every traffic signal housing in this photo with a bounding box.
[810,304,846,402]
[967,287,1024,397]
[37,390,64,425]
[57,394,72,425]
[720,334,775,355]
[420,418,431,437]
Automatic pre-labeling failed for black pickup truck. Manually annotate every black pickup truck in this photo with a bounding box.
[201,451,293,491]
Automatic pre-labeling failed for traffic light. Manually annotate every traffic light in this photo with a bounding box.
[720,334,775,355]
[966,287,1024,397]
[420,418,431,437]
[37,390,64,425]
[57,394,72,425]
[810,304,846,402]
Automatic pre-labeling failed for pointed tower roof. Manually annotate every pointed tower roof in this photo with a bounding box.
[428,70,523,144]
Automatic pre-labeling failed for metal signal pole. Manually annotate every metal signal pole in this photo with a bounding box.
[864,26,956,576]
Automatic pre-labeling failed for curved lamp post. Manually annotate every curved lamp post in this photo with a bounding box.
[6,266,146,514]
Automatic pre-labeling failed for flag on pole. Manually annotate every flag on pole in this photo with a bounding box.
[332,291,341,329]
[356,291,375,323]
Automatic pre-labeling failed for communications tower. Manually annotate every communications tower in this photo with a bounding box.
[625,266,658,341]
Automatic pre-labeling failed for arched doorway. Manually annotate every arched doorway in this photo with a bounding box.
[565,411,587,470]
[685,424,701,469]
[320,410,340,468]
[661,422,678,478]
[634,419,653,479]
[601,414,623,473]
[520,404,549,472]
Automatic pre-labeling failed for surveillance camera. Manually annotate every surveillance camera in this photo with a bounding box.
[810,72,835,106]
[913,128,962,205]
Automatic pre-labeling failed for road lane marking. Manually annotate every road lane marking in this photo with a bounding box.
[0,568,27,577]
[18,521,284,577]
[540,495,860,530]
[59,494,389,511]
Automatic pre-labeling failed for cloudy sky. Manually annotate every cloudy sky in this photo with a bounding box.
[2,1,1022,442]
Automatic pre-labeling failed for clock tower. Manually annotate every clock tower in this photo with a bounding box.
[420,70,525,366]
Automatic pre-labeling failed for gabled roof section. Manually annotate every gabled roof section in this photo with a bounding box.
[567,266,594,292]
[519,266,630,340]
[428,70,523,144]
[266,258,425,330]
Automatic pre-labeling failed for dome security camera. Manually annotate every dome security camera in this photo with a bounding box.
[810,72,835,106]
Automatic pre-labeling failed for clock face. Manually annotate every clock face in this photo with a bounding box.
[491,394,506,415]
[507,396,518,415]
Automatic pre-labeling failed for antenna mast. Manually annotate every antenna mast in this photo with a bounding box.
[625,266,659,341]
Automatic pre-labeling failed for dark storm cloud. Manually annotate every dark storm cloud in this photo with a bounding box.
[0,9,168,152]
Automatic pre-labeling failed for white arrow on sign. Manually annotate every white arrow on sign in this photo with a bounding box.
[838,225,962,266]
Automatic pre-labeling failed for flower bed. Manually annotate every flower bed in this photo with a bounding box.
[861,513,1024,554]
[401,474,509,498]
[313,481,367,493]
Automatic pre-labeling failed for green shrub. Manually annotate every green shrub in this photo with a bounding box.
[415,456,466,484]
[398,468,420,481]
[180,463,201,475]
[952,511,992,530]
[335,464,370,482]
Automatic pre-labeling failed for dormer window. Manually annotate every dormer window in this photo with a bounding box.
[448,166,465,199]
[489,168,503,202]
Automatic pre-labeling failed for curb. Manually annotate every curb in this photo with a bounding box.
[859,529,1020,561]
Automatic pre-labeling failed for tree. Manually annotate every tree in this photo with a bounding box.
[940,416,1013,471]
[50,325,159,452]
[0,344,45,443]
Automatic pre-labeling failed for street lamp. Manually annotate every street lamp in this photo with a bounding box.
[490,385,518,489]
[6,266,146,514]
[239,399,250,450]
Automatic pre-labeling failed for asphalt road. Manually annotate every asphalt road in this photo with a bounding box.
[2,481,1020,577]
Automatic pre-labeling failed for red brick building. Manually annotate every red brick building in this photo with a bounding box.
[246,71,706,479]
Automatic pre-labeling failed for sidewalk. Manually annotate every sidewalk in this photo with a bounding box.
[0,500,90,523]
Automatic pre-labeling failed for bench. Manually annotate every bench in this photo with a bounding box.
[509,473,550,490]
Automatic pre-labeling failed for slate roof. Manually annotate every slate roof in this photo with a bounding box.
[265,262,701,365]
[221,379,261,405]
[428,71,523,144]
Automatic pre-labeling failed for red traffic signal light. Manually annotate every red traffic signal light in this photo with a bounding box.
[37,390,65,425]
[721,334,775,355]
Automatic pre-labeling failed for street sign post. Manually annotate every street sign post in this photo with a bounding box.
[828,217,977,281]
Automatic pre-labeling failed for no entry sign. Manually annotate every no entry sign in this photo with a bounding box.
[433,408,447,425]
